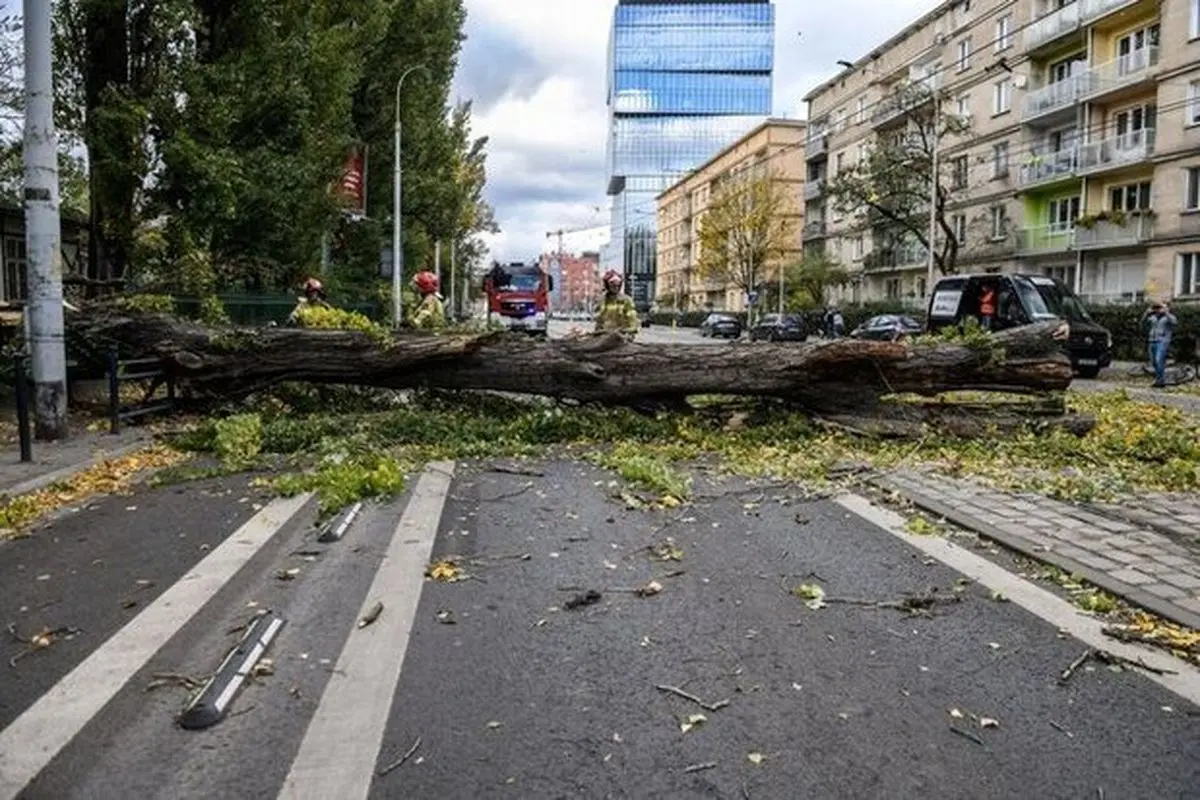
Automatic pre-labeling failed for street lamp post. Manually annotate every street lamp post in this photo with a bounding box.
[392,64,430,328]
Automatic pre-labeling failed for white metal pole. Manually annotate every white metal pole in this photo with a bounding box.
[23,0,67,440]
[926,93,940,294]
[434,239,441,287]
[391,65,428,328]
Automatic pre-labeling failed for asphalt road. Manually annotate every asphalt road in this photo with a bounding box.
[548,319,708,345]
[1,461,1197,799]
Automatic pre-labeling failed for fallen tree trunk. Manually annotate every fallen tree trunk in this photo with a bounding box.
[67,310,1078,418]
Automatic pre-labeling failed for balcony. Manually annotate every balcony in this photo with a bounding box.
[1073,212,1153,249]
[804,178,824,201]
[1080,46,1159,100]
[807,133,828,160]
[863,242,929,272]
[1080,0,1141,25]
[1077,128,1155,174]
[802,219,827,239]
[1017,148,1079,189]
[1025,2,1080,51]
[872,79,938,128]
[1015,224,1075,255]
[1022,75,1087,123]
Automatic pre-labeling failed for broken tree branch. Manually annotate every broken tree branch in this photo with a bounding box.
[378,736,422,776]
[655,684,731,712]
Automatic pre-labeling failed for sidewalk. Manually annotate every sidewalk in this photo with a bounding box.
[874,469,1200,630]
[0,426,151,497]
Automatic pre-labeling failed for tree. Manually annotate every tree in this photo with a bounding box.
[68,306,1091,439]
[697,170,796,312]
[823,84,971,275]
[786,252,852,308]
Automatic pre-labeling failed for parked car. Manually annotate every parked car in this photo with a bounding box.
[748,313,807,342]
[925,273,1112,378]
[850,314,924,341]
[699,313,742,339]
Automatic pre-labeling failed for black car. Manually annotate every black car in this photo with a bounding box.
[850,314,924,341]
[926,274,1112,378]
[699,313,742,339]
[749,313,807,342]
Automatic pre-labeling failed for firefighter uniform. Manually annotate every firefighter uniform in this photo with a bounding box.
[411,294,447,330]
[594,293,639,336]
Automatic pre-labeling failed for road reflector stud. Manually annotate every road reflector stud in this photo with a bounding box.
[318,501,362,543]
[179,611,286,730]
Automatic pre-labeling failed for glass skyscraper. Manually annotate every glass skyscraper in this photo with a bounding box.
[606,0,774,311]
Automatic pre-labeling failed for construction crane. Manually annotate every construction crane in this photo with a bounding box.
[546,214,607,315]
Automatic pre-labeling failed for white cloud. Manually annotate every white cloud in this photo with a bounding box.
[456,0,943,265]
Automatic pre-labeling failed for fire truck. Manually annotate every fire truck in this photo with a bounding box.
[483,261,554,336]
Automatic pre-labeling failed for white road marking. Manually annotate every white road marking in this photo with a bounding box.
[278,462,455,800]
[0,493,312,799]
[836,493,1200,706]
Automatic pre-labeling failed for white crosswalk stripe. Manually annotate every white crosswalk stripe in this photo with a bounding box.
[278,462,454,800]
[0,493,313,799]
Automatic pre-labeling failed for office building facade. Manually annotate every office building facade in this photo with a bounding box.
[606,0,775,311]
[803,0,1200,306]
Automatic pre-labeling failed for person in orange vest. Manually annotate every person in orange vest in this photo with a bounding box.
[979,284,996,330]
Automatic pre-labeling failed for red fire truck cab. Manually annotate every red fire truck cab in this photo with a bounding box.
[483,261,553,336]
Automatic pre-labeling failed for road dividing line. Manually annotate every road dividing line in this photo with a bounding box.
[0,493,312,800]
[278,462,454,800]
[836,493,1200,706]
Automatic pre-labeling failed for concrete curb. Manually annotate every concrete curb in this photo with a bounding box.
[2,437,152,498]
[872,475,1200,632]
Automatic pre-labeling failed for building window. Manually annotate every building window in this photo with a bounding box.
[856,97,866,123]
[990,206,1007,239]
[856,144,866,164]
[1109,181,1151,211]
[885,277,902,299]
[995,14,1012,51]
[953,214,967,244]
[1187,167,1200,211]
[1048,196,1081,231]
[1193,0,1200,39]
[852,236,864,261]
[3,237,26,303]
[955,94,970,118]
[992,79,1011,114]
[951,155,968,189]
[1179,253,1200,296]
[992,141,1009,177]
[1189,81,1200,126]
[957,38,971,71]
[1044,265,1076,288]
[835,152,845,174]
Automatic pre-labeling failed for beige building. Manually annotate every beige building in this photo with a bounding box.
[803,0,1200,306]
[655,118,806,311]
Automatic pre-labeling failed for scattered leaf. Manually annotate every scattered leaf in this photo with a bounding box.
[487,720,503,729]
[980,717,999,729]
[793,583,826,610]
[425,559,464,582]
[636,580,663,598]
[949,708,964,719]
[747,752,764,765]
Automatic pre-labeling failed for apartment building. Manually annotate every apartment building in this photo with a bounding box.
[655,119,806,311]
[803,0,1200,306]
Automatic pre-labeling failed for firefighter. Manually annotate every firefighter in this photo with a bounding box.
[287,277,329,324]
[409,270,446,330]
[594,270,639,338]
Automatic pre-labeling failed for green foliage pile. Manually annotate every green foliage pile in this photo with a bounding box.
[166,384,1200,518]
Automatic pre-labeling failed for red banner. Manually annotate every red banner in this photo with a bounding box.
[337,146,366,214]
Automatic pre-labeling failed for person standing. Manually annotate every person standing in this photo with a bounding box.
[594,270,639,339]
[1142,300,1177,388]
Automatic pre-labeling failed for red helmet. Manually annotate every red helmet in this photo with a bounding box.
[603,270,622,287]
[412,271,439,294]
[303,277,324,295]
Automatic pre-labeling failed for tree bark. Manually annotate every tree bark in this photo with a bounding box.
[67,309,1080,416]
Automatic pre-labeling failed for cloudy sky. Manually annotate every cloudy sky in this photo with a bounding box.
[453,0,942,262]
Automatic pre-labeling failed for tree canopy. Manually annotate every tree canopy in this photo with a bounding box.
[697,170,796,307]
[46,0,495,304]
[822,84,970,275]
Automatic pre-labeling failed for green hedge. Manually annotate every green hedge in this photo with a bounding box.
[650,301,1197,360]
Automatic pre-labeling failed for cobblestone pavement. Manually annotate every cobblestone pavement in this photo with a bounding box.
[874,470,1200,630]
[0,427,149,496]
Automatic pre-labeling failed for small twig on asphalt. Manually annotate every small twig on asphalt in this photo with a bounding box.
[480,484,535,502]
[147,672,206,691]
[378,736,422,776]
[6,622,26,643]
[227,703,257,720]
[8,626,81,667]
[1049,720,1074,738]
[824,593,963,615]
[1060,648,1093,683]
[486,465,544,477]
[949,726,984,746]
[658,570,686,579]
[683,762,717,773]
[741,780,751,799]
[655,684,731,712]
